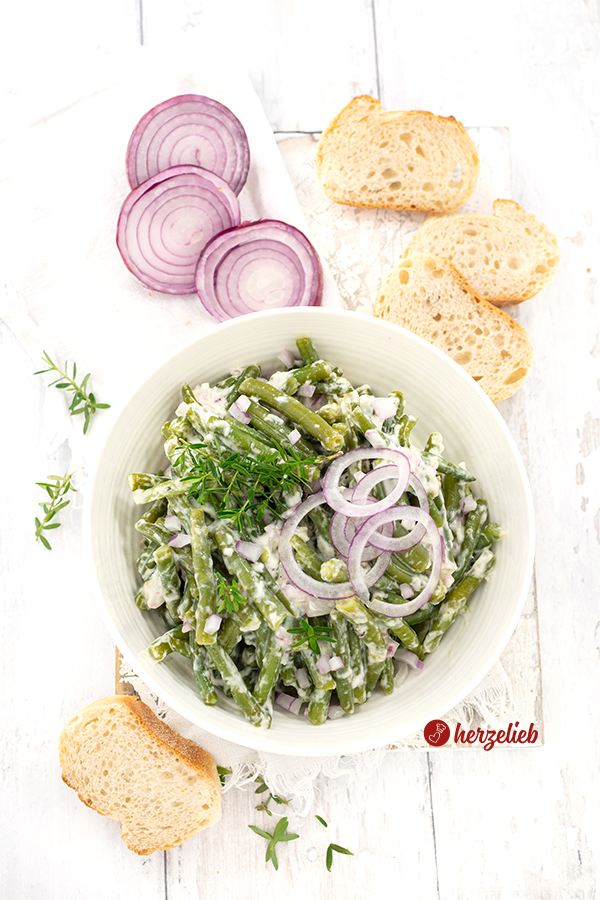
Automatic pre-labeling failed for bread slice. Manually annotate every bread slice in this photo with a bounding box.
[59,695,221,855]
[314,95,479,213]
[403,199,559,305]
[373,253,534,401]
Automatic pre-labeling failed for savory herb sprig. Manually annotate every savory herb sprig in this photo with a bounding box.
[287,619,335,654]
[326,842,354,871]
[254,778,290,817]
[34,470,77,549]
[216,572,247,614]
[35,351,110,434]
[173,440,324,533]
[248,816,299,870]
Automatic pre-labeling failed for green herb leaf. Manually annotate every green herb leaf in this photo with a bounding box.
[248,816,299,871]
[36,351,110,434]
[34,469,77,550]
[315,815,328,827]
[326,842,354,870]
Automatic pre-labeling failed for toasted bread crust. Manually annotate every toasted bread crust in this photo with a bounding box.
[315,96,479,213]
[373,253,534,401]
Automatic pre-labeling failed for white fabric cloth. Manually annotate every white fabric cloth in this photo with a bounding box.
[1,26,517,816]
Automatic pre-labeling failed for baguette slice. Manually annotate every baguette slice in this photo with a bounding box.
[403,199,560,305]
[373,253,534,401]
[59,695,221,855]
[315,95,479,213]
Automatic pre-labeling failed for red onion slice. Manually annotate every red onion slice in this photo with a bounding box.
[363,472,429,552]
[235,540,262,562]
[195,220,322,322]
[278,492,390,600]
[348,506,442,612]
[117,165,240,294]
[322,448,411,518]
[396,648,425,670]
[126,94,250,194]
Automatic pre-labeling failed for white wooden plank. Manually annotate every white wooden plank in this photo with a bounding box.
[139,0,379,131]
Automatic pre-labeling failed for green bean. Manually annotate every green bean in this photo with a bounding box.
[475,522,505,551]
[424,453,476,482]
[334,597,388,694]
[396,414,418,447]
[134,586,148,611]
[371,610,424,659]
[381,391,405,434]
[453,499,488,585]
[239,377,344,452]
[243,397,320,469]
[289,359,333,387]
[148,625,190,661]
[379,657,395,695]
[253,629,284,705]
[129,477,188,505]
[205,643,271,727]
[136,542,157,581]
[423,550,496,653]
[346,615,367,704]
[189,643,218,706]
[224,365,261,408]
[296,336,319,365]
[443,474,461,526]
[134,514,172,546]
[329,610,355,715]
[214,524,288,630]
[299,647,335,691]
[189,508,217,645]
[217,618,241,655]
[153,544,181,614]
[307,689,332,725]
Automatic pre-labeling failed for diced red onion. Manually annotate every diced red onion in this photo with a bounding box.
[164,514,182,532]
[299,383,315,397]
[372,396,398,421]
[182,619,192,633]
[126,94,250,194]
[396,648,425,670]
[295,667,311,690]
[322,448,411,518]
[365,429,388,448]
[327,705,345,720]
[462,495,478,514]
[348,506,441,609]
[195,220,322,321]
[400,583,415,599]
[288,428,301,445]
[204,614,222,635]
[386,638,399,657]
[277,348,296,368]
[235,539,263,562]
[168,532,192,548]
[316,654,331,674]
[235,394,251,413]
[329,656,344,672]
[275,692,303,715]
[229,401,252,424]
[117,165,240,294]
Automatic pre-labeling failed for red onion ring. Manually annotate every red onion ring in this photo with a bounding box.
[330,494,394,562]
[365,473,430,552]
[126,94,250,194]
[278,492,391,600]
[195,220,322,322]
[117,165,240,294]
[347,506,441,610]
[322,448,411,518]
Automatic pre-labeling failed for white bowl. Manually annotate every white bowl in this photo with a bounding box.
[84,308,534,756]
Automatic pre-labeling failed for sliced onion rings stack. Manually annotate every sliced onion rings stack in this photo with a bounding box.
[126,94,250,194]
[278,448,442,616]
[195,220,323,321]
[116,165,241,294]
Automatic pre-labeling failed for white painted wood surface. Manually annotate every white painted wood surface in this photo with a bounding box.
[1,2,599,898]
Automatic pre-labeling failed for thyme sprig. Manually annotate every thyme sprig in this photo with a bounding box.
[287,619,335,654]
[254,778,290,817]
[248,816,299,870]
[216,572,247,614]
[34,470,77,549]
[173,440,328,533]
[35,351,110,434]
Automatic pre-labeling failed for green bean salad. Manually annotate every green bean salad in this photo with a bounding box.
[128,336,502,728]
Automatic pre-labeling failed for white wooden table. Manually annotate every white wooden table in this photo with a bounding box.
[1,2,599,898]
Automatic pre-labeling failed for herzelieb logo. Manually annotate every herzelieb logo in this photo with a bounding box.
[424,719,451,746]
[423,719,539,750]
